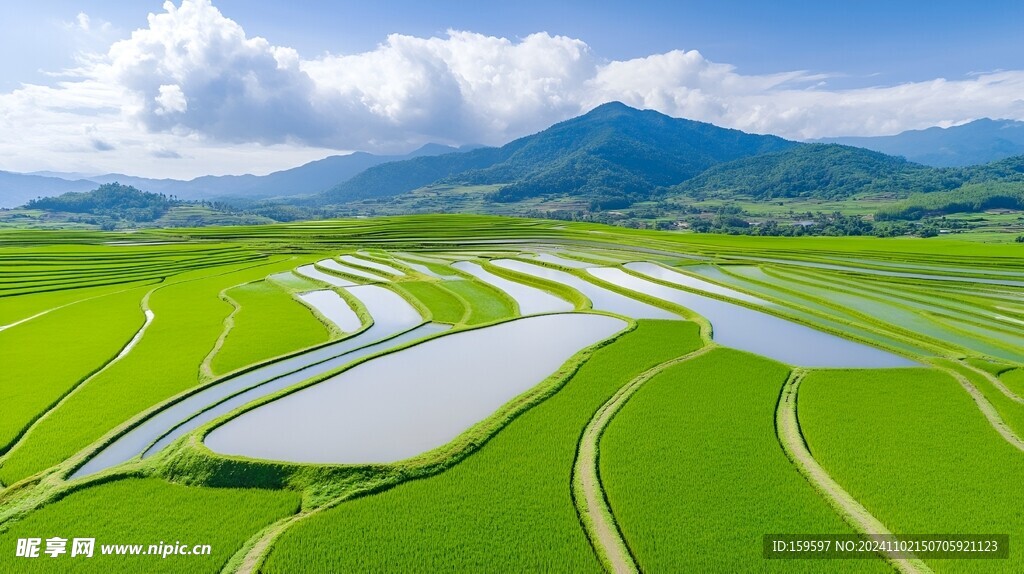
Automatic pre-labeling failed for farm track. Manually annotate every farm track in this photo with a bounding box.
[572,345,713,574]
[202,287,242,380]
[776,371,932,574]
[943,368,1024,451]
[0,291,154,468]
[959,361,1024,404]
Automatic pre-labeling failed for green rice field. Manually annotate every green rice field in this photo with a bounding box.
[1,213,1021,573]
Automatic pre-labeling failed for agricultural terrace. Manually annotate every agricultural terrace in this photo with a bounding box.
[0,214,1021,573]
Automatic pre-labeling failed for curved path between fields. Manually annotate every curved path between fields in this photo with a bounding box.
[959,361,1024,404]
[0,293,155,473]
[776,371,932,574]
[201,287,240,381]
[572,345,712,574]
[943,369,1024,451]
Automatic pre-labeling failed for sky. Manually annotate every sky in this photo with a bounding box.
[1,0,1022,179]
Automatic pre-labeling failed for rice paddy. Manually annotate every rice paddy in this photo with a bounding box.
[1,214,1020,572]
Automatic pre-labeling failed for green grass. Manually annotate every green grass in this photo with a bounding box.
[0,282,151,327]
[439,279,516,325]
[0,286,147,456]
[390,281,467,324]
[1002,368,1024,397]
[601,348,884,573]
[261,320,701,573]
[931,359,1024,441]
[209,281,332,376]
[0,478,299,573]
[800,368,1024,573]
[0,258,299,484]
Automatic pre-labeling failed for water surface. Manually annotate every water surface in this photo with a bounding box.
[205,314,626,463]
[734,257,1024,287]
[492,259,676,319]
[339,255,406,276]
[625,262,768,304]
[295,264,357,287]
[297,290,361,332]
[452,261,572,315]
[70,285,426,478]
[530,253,594,268]
[588,267,916,368]
[318,259,389,282]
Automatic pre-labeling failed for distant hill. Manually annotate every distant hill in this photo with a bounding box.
[0,171,97,209]
[669,144,965,200]
[320,102,798,205]
[0,143,470,208]
[815,118,1024,167]
[19,182,281,229]
[26,182,175,222]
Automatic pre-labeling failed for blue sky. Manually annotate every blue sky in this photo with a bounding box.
[1,0,1022,178]
[6,0,1021,90]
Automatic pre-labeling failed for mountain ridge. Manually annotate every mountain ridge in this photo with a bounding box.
[814,118,1024,167]
[0,143,473,209]
[320,102,799,205]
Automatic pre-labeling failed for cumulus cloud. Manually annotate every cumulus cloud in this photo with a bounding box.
[154,84,187,115]
[3,0,1024,177]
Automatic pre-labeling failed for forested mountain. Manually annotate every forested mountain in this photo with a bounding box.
[26,183,175,222]
[669,144,965,199]
[17,104,1024,229]
[320,102,797,204]
[670,144,1024,200]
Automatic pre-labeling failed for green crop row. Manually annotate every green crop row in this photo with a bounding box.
[259,320,701,573]
[0,478,299,574]
[209,281,333,376]
[1003,369,1024,396]
[601,348,885,572]
[437,278,517,325]
[389,281,468,324]
[800,368,1024,573]
[0,281,155,327]
[0,286,149,459]
[0,257,300,485]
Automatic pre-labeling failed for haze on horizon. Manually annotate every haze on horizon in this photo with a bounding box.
[1,0,1022,180]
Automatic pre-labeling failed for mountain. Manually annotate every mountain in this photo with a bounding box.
[0,172,98,208]
[320,102,798,204]
[670,144,966,200]
[815,118,1024,167]
[26,182,174,221]
[1,143,470,208]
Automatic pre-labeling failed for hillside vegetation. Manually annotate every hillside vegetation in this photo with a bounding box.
[322,102,796,205]
[876,182,1024,220]
[670,144,964,199]
[26,183,174,222]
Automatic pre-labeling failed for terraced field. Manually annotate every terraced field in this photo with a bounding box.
[1,214,1021,572]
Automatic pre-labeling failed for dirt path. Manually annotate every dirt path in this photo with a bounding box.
[959,361,1024,404]
[229,512,309,574]
[776,371,932,574]
[0,291,155,473]
[201,287,240,381]
[572,345,713,574]
[944,369,1024,451]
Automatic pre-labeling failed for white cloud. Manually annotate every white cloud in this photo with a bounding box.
[155,84,187,115]
[3,0,1024,178]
